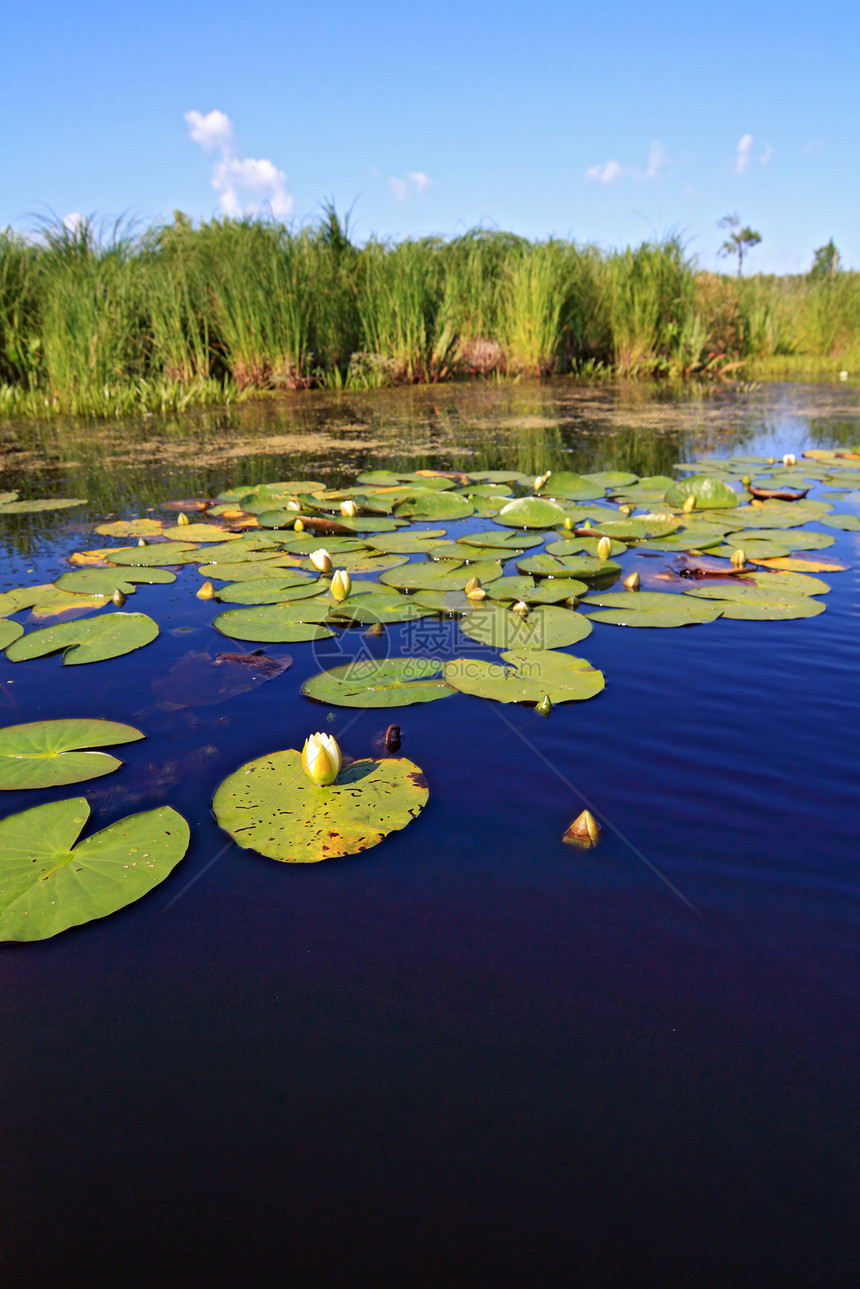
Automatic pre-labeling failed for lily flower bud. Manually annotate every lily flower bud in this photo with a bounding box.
[730,548,747,568]
[309,548,333,575]
[197,580,216,600]
[536,694,552,718]
[619,504,634,517]
[563,517,574,531]
[176,512,190,526]
[597,536,612,560]
[287,498,302,512]
[294,518,305,532]
[563,809,602,849]
[340,499,358,517]
[682,495,696,513]
[741,475,751,488]
[301,732,342,787]
[466,586,487,601]
[112,589,126,607]
[623,571,640,590]
[783,453,796,467]
[511,600,530,618]
[464,576,480,593]
[533,471,551,490]
[331,570,351,601]
[137,537,148,547]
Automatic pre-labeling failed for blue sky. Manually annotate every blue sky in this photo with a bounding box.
[2,0,857,273]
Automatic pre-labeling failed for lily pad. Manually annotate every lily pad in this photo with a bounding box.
[213,751,429,863]
[496,497,566,529]
[0,718,144,789]
[0,798,190,941]
[95,519,165,538]
[212,604,335,643]
[379,560,503,591]
[301,552,408,575]
[0,585,59,616]
[536,472,606,500]
[395,492,474,521]
[485,575,538,601]
[303,657,455,707]
[522,578,588,604]
[682,585,826,620]
[444,649,605,705]
[460,603,592,649]
[327,594,435,625]
[0,620,23,649]
[581,471,638,488]
[6,612,159,665]
[0,497,87,515]
[583,591,722,628]
[457,529,544,551]
[214,577,323,605]
[545,537,626,558]
[55,568,177,596]
[664,475,740,508]
[724,529,835,552]
[109,542,208,567]
[197,558,304,581]
[365,530,447,554]
[820,514,860,531]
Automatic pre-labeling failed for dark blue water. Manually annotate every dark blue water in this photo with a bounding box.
[1,381,858,1287]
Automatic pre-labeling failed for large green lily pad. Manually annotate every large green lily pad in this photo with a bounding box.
[664,475,740,508]
[459,603,592,649]
[583,591,722,628]
[213,750,429,862]
[379,560,503,591]
[820,513,860,531]
[496,497,566,528]
[545,537,627,558]
[485,576,538,602]
[536,471,606,500]
[0,620,23,649]
[109,541,208,567]
[197,558,305,581]
[0,718,143,789]
[457,529,544,551]
[214,578,324,605]
[327,594,436,625]
[683,585,827,620]
[212,604,335,642]
[725,528,835,551]
[395,492,474,521]
[444,649,604,705]
[55,568,177,596]
[0,798,190,941]
[303,657,455,707]
[0,497,88,515]
[5,612,159,664]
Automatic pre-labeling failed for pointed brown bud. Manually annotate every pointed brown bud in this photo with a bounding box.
[364,621,385,637]
[111,589,126,607]
[384,723,401,752]
[563,809,602,849]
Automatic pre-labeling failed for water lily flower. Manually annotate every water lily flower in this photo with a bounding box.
[682,495,696,513]
[340,499,357,517]
[176,512,190,526]
[511,600,530,618]
[623,571,640,590]
[536,694,552,717]
[286,498,302,512]
[563,809,601,849]
[563,517,574,531]
[619,504,634,517]
[597,536,612,560]
[730,548,747,567]
[301,732,342,786]
[309,548,333,574]
[331,570,351,601]
[466,586,487,601]
[464,575,480,593]
[294,518,305,532]
[196,580,215,600]
[533,471,551,490]
[783,453,797,467]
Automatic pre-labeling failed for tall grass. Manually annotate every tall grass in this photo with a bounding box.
[0,213,857,418]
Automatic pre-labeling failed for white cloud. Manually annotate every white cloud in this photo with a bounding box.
[62,212,84,232]
[185,109,293,219]
[388,171,433,202]
[585,142,667,185]
[735,133,754,175]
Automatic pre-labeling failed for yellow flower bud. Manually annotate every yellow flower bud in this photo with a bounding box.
[536,694,552,717]
[511,600,530,618]
[287,498,302,512]
[112,589,126,607]
[137,537,148,547]
[597,536,612,560]
[730,548,747,568]
[309,548,333,575]
[340,499,358,517]
[682,495,696,513]
[331,570,351,601]
[783,453,796,467]
[623,571,640,590]
[563,809,602,849]
[619,504,634,517]
[563,517,573,531]
[464,575,480,593]
[176,511,190,526]
[301,732,342,786]
[466,586,487,601]
[294,518,305,532]
[197,580,216,600]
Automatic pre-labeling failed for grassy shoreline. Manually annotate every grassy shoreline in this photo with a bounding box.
[1,213,857,419]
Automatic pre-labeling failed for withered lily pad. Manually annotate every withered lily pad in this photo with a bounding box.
[444,649,604,705]
[0,798,189,941]
[6,612,159,664]
[0,718,143,789]
[212,750,428,863]
[152,650,292,709]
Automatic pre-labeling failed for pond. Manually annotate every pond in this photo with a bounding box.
[1,378,858,1286]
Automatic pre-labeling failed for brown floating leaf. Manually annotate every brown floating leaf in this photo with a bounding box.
[160,498,212,512]
[563,809,602,849]
[748,486,809,501]
[151,649,292,709]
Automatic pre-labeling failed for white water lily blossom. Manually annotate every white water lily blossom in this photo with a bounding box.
[340,499,357,517]
[309,548,333,574]
[301,732,342,786]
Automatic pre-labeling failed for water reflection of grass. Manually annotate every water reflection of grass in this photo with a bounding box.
[1,216,858,420]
